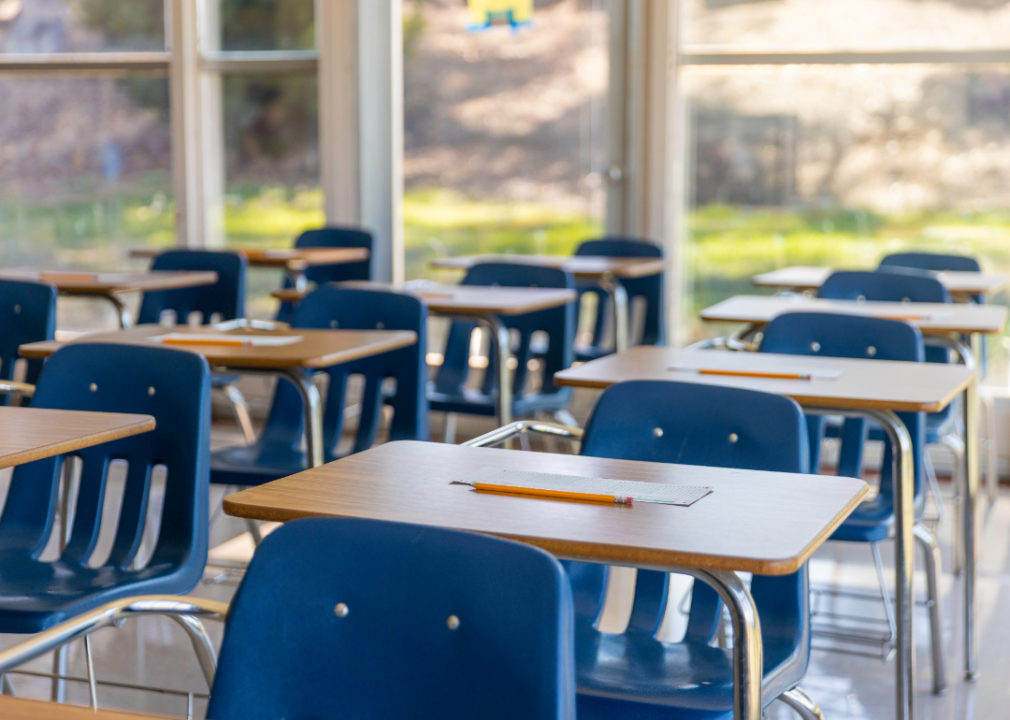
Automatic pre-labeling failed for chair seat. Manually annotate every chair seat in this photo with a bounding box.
[0,551,199,633]
[211,442,321,487]
[829,495,895,543]
[429,387,572,417]
[575,624,802,717]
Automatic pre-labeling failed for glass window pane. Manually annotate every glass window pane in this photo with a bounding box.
[685,0,1010,52]
[403,0,609,281]
[222,72,321,316]
[0,0,165,53]
[683,63,1010,383]
[0,76,172,329]
[219,0,315,51]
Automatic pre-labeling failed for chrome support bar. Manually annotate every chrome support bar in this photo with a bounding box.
[598,274,630,353]
[278,368,325,468]
[0,381,35,399]
[463,420,584,448]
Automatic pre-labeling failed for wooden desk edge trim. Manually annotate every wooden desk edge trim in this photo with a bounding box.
[698,312,1007,336]
[301,330,419,368]
[0,415,156,470]
[223,481,868,576]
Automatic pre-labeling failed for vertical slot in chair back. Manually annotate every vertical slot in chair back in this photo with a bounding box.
[0,343,211,631]
[207,518,575,720]
[138,250,247,325]
[431,263,575,411]
[575,237,665,356]
[0,279,56,393]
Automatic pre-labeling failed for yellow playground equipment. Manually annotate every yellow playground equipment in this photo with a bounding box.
[467,0,533,30]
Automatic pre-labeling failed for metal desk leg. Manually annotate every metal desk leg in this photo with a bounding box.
[964,333,982,680]
[599,274,630,353]
[691,568,763,720]
[106,294,132,328]
[288,268,308,293]
[480,314,513,428]
[810,406,915,720]
[870,408,916,720]
[279,368,324,468]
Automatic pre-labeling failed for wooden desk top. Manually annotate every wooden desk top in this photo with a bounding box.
[700,294,1008,335]
[129,247,368,270]
[274,282,578,316]
[19,324,417,370]
[0,406,154,468]
[555,346,973,413]
[0,697,168,720]
[751,265,1010,298]
[224,441,867,575]
[430,254,667,279]
[0,270,219,295]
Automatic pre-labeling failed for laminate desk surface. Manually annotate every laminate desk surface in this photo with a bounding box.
[700,294,1008,335]
[223,440,867,576]
[18,324,417,370]
[555,346,974,413]
[0,697,168,720]
[274,282,577,316]
[0,270,218,295]
[752,265,1010,298]
[430,254,667,279]
[130,246,369,270]
[0,406,154,468]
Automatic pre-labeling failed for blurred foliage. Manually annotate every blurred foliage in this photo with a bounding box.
[220,0,315,51]
[72,0,164,47]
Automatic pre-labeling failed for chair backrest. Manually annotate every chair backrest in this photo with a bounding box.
[575,237,665,347]
[879,251,981,273]
[0,344,211,586]
[258,285,428,463]
[294,226,373,285]
[576,380,809,669]
[818,270,950,304]
[0,279,56,390]
[432,262,575,401]
[207,517,575,720]
[759,311,926,510]
[138,250,247,325]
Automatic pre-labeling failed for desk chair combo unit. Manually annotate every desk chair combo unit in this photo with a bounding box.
[430,262,577,440]
[0,343,214,710]
[572,237,666,360]
[0,518,577,720]
[466,380,826,720]
[137,250,258,445]
[211,284,429,490]
[758,312,946,690]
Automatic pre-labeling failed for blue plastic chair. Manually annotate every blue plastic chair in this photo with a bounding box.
[429,263,576,423]
[206,517,575,720]
[211,285,429,487]
[276,226,373,323]
[760,312,945,692]
[574,237,665,361]
[0,279,57,401]
[566,380,817,720]
[137,249,254,443]
[819,269,960,522]
[0,343,211,632]
[879,251,981,274]
[137,250,247,325]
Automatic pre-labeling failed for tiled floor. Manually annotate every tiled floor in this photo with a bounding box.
[0,401,1008,719]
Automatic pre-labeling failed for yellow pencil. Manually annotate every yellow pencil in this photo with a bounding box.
[697,368,812,381]
[161,337,246,347]
[472,482,632,505]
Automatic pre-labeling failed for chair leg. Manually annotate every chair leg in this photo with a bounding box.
[50,645,66,702]
[1,673,14,696]
[778,687,824,720]
[220,384,257,445]
[871,542,898,643]
[913,522,948,695]
[443,412,457,444]
[981,389,999,504]
[168,615,218,689]
[922,451,945,523]
[246,518,263,546]
[554,409,579,428]
[940,432,966,576]
[84,635,98,711]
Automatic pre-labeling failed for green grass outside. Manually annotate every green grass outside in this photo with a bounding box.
[3,182,1009,372]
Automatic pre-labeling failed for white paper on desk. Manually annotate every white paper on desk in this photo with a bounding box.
[456,467,713,506]
[147,333,303,347]
[667,358,844,380]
